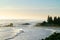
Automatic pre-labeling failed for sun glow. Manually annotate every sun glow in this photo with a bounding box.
[0,9,47,20]
[0,16,14,19]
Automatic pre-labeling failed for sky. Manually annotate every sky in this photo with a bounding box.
[0,0,60,20]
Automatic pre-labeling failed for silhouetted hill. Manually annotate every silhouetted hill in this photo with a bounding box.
[36,16,60,27]
[41,32,60,40]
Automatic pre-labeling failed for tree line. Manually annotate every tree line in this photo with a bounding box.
[47,16,60,26]
[40,16,60,26]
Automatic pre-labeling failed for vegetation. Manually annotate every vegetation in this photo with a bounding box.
[5,23,13,27]
[41,32,60,40]
[36,16,60,26]
[9,23,13,26]
[47,16,60,26]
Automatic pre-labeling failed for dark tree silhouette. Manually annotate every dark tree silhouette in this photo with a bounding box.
[40,15,60,26]
[9,23,13,26]
[53,16,58,24]
[47,16,53,24]
[57,17,60,25]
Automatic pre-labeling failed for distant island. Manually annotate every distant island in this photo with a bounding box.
[4,23,13,27]
[36,16,60,27]
[22,23,30,25]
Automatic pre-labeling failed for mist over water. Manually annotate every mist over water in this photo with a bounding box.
[0,20,60,40]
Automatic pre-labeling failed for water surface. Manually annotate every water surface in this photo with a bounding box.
[0,26,60,40]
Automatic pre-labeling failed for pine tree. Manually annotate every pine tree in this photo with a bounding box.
[47,16,53,24]
[53,16,57,24]
[57,17,60,25]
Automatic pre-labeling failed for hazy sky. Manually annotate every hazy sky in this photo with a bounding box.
[0,0,60,20]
